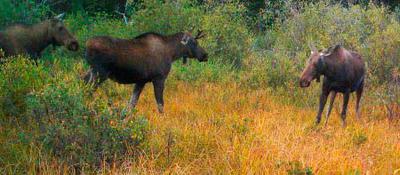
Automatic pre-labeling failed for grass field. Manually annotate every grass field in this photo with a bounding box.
[86,79,399,174]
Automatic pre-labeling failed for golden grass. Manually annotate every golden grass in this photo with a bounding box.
[92,81,400,174]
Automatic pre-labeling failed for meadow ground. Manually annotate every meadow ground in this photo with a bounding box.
[89,79,400,174]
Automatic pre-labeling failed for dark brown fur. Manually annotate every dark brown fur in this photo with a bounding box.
[300,45,366,127]
[0,19,78,60]
[84,32,208,113]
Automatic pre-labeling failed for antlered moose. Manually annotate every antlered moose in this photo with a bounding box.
[84,31,208,113]
[300,45,366,127]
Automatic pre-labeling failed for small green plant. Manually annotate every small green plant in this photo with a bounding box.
[352,132,368,146]
[287,161,313,175]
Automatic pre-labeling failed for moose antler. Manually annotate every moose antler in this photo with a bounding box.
[195,30,206,39]
[55,13,65,20]
[308,42,317,54]
[115,10,129,25]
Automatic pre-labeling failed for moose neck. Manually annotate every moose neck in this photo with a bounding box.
[165,33,188,62]
[28,21,53,55]
[319,56,341,79]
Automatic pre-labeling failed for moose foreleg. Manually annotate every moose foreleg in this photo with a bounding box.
[341,91,350,127]
[325,91,336,126]
[316,90,329,125]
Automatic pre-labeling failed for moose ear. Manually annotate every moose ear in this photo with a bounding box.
[324,44,341,56]
[332,44,341,53]
[309,42,317,54]
[180,35,189,45]
[54,13,65,21]
[195,30,206,40]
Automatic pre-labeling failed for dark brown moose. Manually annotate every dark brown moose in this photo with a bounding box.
[299,45,365,127]
[0,14,79,60]
[84,31,208,113]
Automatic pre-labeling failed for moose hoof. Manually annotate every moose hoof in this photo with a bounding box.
[341,121,347,128]
[324,120,329,127]
[157,104,164,113]
[314,119,321,125]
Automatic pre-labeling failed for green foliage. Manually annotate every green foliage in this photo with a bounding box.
[27,81,148,167]
[364,17,400,84]
[0,57,149,170]
[64,12,136,50]
[0,0,50,27]
[276,160,313,175]
[0,57,48,118]
[40,0,127,15]
[352,131,368,146]
[131,0,202,34]
[252,2,400,89]
[171,61,236,84]
[201,2,253,67]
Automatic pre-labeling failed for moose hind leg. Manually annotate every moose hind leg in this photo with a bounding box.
[83,67,108,90]
[355,85,364,120]
[153,79,166,113]
[83,68,95,84]
[129,83,145,109]
[325,91,336,126]
[341,91,350,127]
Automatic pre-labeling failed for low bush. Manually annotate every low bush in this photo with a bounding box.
[251,2,400,89]
[0,57,48,119]
[0,57,149,171]
[27,82,148,168]
[171,61,236,84]
[201,2,253,67]
[0,0,50,27]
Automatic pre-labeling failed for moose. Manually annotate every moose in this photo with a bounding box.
[300,45,365,127]
[0,14,79,60]
[84,31,208,113]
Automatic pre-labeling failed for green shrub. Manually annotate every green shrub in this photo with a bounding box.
[201,2,253,67]
[278,160,313,175]
[0,0,49,27]
[0,57,48,118]
[254,2,400,89]
[352,132,368,146]
[65,12,137,52]
[25,76,149,169]
[131,0,202,34]
[171,61,236,84]
[364,19,400,84]
[0,56,148,170]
